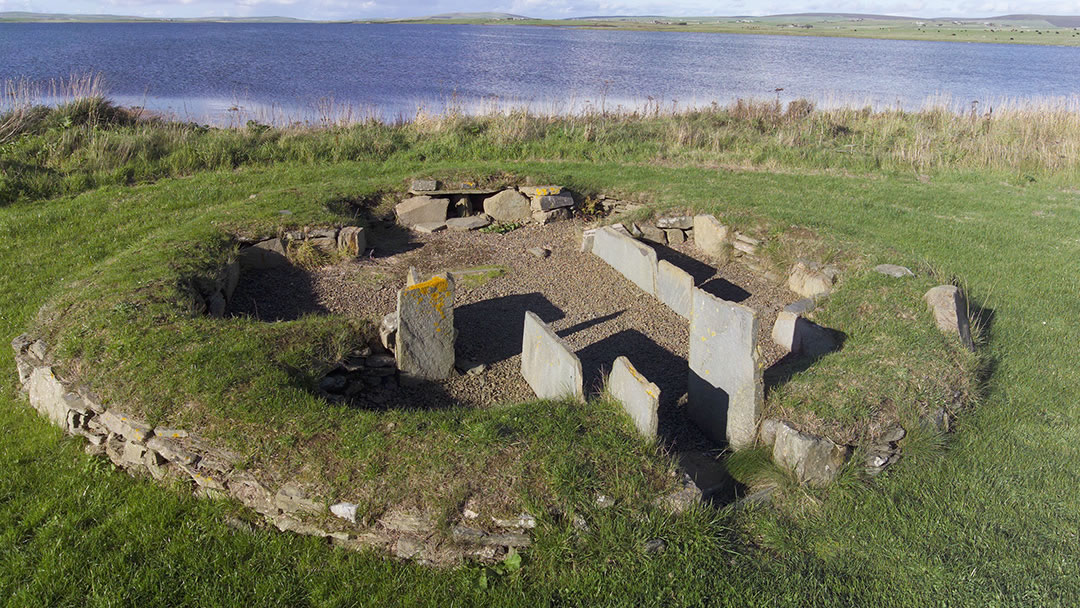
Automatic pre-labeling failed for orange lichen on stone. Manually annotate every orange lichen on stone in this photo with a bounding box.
[405,276,451,319]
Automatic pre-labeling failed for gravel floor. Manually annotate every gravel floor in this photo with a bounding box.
[229,219,794,452]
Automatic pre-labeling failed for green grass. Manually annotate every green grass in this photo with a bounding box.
[1,101,1079,605]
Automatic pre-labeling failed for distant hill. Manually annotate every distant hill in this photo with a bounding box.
[415,12,530,20]
[0,11,313,23]
[990,14,1080,27]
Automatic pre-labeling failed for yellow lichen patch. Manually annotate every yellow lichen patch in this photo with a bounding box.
[405,276,451,319]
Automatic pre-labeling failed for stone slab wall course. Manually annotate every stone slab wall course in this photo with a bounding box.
[520,311,584,401]
[591,225,658,296]
[687,288,763,449]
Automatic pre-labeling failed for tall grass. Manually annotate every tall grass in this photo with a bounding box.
[2,82,1078,206]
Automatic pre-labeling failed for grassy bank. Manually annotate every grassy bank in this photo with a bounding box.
[1,99,1078,605]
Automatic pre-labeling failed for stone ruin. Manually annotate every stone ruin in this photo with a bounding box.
[10,178,981,565]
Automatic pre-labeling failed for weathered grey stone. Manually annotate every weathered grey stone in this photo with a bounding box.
[692,215,731,260]
[485,533,531,548]
[665,229,686,244]
[238,238,288,270]
[97,410,153,443]
[208,291,227,318]
[519,185,564,198]
[395,275,456,380]
[771,311,836,356]
[182,463,228,492]
[410,178,438,192]
[788,260,836,298]
[450,194,473,217]
[483,189,531,222]
[759,418,782,447]
[144,450,170,480]
[520,311,584,401]
[591,225,658,296]
[223,260,240,301]
[394,537,425,559]
[637,224,667,245]
[644,538,667,554]
[527,247,550,258]
[784,298,817,315]
[28,339,47,361]
[146,436,197,466]
[227,473,279,516]
[451,526,487,543]
[581,228,598,252]
[771,422,850,486]
[122,440,148,467]
[413,222,446,234]
[874,263,914,278]
[531,192,575,212]
[154,427,188,439]
[881,426,906,443]
[924,285,974,349]
[657,216,693,230]
[380,507,437,534]
[687,288,763,449]
[491,513,537,530]
[655,473,702,515]
[532,207,571,225]
[446,215,491,231]
[733,240,757,255]
[656,260,693,319]
[379,311,398,352]
[272,515,328,537]
[395,196,449,227]
[734,233,761,246]
[337,226,367,257]
[330,502,359,523]
[26,366,88,431]
[608,356,660,439]
[274,483,326,515]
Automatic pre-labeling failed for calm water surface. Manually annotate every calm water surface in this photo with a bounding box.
[1,23,1078,123]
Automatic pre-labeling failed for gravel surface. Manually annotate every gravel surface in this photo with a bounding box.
[229,219,794,451]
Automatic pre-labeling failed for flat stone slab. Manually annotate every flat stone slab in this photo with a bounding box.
[413,222,446,234]
[408,188,499,196]
[608,356,660,439]
[520,311,584,401]
[772,422,850,487]
[396,275,457,380]
[591,225,658,296]
[531,192,575,212]
[924,285,974,350]
[656,259,693,319]
[395,196,449,227]
[874,263,914,278]
[687,288,762,449]
[446,216,491,231]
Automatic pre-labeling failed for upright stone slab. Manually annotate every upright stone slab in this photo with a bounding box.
[656,260,693,319]
[520,311,584,401]
[687,288,762,449]
[591,226,658,296]
[608,356,660,439]
[395,275,457,381]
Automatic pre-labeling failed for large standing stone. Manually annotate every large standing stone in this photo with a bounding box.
[692,215,731,260]
[656,260,693,319]
[395,275,457,380]
[520,311,584,401]
[771,422,850,486]
[483,189,531,222]
[687,288,762,449]
[924,285,974,350]
[591,226,658,296]
[608,356,660,439]
[395,196,449,227]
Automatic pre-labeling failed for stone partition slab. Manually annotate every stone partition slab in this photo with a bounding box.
[591,226,658,296]
[396,275,457,381]
[687,287,763,449]
[520,311,584,401]
[656,260,693,319]
[608,356,660,439]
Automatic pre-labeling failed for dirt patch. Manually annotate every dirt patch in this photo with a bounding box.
[229,219,794,452]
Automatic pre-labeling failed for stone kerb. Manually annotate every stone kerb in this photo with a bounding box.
[520,311,584,402]
[687,287,763,449]
[395,275,457,381]
[591,225,658,296]
[656,259,693,319]
[608,356,660,439]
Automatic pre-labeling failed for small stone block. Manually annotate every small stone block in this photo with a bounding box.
[874,264,915,278]
[413,222,446,234]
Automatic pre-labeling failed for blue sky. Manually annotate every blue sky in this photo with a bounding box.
[1,0,1076,20]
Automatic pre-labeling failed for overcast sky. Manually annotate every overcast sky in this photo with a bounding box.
[1,0,1077,20]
